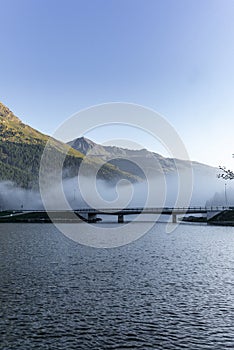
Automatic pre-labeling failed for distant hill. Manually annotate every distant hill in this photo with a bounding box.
[68,137,218,180]
[67,137,222,207]
[0,102,138,188]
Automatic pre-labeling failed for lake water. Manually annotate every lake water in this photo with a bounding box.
[0,222,234,349]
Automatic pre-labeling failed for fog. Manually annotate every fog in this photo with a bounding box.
[1,169,233,211]
[0,181,43,210]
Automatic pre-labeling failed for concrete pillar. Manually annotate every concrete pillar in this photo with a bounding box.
[88,213,97,222]
[118,214,124,223]
[172,214,177,223]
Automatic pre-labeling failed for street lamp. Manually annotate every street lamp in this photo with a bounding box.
[225,182,228,207]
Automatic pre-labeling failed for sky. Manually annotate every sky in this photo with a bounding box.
[0,0,234,168]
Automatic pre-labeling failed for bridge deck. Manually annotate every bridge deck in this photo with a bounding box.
[75,207,226,215]
[1,207,228,215]
[0,207,229,223]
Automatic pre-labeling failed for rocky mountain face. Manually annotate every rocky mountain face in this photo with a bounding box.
[68,137,99,155]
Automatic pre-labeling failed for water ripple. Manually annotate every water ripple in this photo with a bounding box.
[0,223,233,349]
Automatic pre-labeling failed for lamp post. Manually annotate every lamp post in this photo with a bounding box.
[225,182,228,208]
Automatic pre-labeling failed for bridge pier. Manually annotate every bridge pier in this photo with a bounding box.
[88,213,97,223]
[76,207,208,224]
[172,214,177,223]
[118,214,124,223]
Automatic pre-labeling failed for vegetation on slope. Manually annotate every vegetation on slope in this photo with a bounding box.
[0,102,139,188]
[0,102,85,187]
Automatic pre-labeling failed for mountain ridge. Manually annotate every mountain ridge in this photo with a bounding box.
[68,136,218,179]
[0,102,139,187]
[0,101,218,191]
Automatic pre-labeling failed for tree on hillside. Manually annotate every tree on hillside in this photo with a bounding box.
[218,166,234,180]
[218,154,234,180]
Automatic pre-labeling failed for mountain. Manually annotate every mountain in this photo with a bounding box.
[0,102,138,188]
[68,137,218,180]
[68,137,222,207]
[0,102,222,209]
[68,137,99,155]
[0,102,85,187]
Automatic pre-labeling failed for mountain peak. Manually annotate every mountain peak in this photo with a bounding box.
[0,102,21,122]
[67,137,97,155]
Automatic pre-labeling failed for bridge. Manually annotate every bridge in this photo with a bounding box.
[76,206,226,223]
[0,207,228,223]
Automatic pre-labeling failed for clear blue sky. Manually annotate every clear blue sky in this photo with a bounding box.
[0,0,234,167]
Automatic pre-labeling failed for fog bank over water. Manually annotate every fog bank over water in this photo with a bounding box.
[0,181,43,210]
[0,169,233,211]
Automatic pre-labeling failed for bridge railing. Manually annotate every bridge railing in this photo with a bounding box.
[76,206,228,212]
[1,206,230,213]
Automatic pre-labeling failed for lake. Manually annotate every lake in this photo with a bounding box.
[0,222,233,349]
